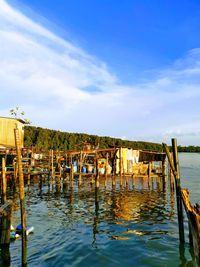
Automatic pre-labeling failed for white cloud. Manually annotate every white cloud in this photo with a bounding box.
[1,0,200,145]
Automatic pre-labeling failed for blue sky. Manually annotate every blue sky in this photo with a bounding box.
[1,0,200,145]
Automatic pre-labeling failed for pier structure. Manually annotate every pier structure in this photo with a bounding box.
[0,116,199,265]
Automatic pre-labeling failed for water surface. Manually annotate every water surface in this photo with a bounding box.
[8,153,199,266]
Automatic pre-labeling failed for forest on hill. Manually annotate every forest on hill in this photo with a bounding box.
[24,126,163,152]
[24,126,200,152]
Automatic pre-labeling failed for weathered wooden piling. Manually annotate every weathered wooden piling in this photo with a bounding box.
[181,189,200,266]
[51,149,55,184]
[163,139,185,243]
[1,158,7,204]
[14,128,27,266]
[79,152,82,186]
[13,161,18,189]
[95,156,99,188]
[70,156,73,189]
[27,165,31,188]
[172,138,185,243]
[168,152,174,191]
[0,201,12,264]
[104,152,108,187]
[120,147,122,186]
[162,159,167,180]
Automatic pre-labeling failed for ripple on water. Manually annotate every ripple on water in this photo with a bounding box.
[9,172,197,266]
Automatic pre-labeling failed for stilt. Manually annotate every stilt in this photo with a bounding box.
[163,140,185,244]
[79,151,82,186]
[70,156,73,189]
[1,158,7,204]
[95,156,99,188]
[120,147,122,186]
[14,128,27,266]
[0,202,12,265]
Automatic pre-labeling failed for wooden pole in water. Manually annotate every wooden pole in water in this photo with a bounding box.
[70,155,73,188]
[181,189,200,264]
[27,165,31,188]
[13,160,17,191]
[163,141,185,243]
[79,151,82,186]
[104,152,108,187]
[14,128,27,266]
[148,161,151,188]
[95,154,99,188]
[1,158,7,204]
[162,159,167,190]
[171,138,185,243]
[168,152,174,191]
[51,149,54,183]
[120,147,122,186]
[0,202,12,264]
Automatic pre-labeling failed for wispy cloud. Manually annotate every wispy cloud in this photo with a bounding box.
[1,0,200,145]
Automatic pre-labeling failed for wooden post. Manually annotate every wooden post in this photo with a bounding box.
[93,184,99,246]
[169,152,174,191]
[95,155,99,188]
[0,202,12,264]
[79,152,82,186]
[172,138,184,243]
[27,165,31,188]
[148,162,151,188]
[112,174,116,187]
[162,159,167,190]
[1,158,7,204]
[105,152,108,187]
[163,140,185,243]
[181,189,200,265]
[55,175,61,192]
[120,147,122,186]
[13,160,17,191]
[14,128,27,266]
[51,149,54,183]
[70,156,73,189]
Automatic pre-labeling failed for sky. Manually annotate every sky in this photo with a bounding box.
[1,0,200,145]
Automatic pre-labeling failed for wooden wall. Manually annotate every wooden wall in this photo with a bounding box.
[0,117,24,148]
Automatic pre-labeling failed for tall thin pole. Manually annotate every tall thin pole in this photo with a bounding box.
[1,158,7,204]
[79,151,82,186]
[14,128,27,266]
[51,149,54,183]
[171,138,185,243]
[120,147,122,186]
[163,140,185,244]
[95,154,99,188]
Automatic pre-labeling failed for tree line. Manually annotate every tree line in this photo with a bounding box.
[24,126,163,152]
[24,126,200,152]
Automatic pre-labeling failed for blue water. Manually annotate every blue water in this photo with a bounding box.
[7,153,200,266]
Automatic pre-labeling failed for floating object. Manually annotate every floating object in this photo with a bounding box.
[10,232,20,240]
[16,223,22,234]
[26,226,34,236]
[16,224,34,236]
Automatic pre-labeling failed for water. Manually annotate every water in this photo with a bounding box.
[7,153,200,266]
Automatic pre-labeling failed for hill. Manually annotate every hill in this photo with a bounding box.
[24,126,163,152]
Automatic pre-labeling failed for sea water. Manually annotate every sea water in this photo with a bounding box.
[8,153,199,267]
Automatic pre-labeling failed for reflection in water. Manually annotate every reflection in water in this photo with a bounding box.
[8,174,197,267]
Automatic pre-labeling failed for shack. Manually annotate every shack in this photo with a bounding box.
[0,117,25,148]
[63,147,166,176]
